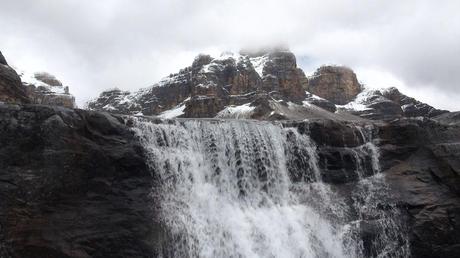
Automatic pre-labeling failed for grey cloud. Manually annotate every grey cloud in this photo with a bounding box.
[0,0,459,110]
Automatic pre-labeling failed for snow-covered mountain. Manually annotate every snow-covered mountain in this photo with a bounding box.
[87,48,448,121]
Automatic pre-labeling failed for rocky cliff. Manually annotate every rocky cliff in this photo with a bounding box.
[1,103,459,257]
[0,104,162,257]
[87,48,309,118]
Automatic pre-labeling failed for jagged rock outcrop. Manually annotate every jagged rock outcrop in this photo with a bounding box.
[261,50,307,101]
[88,49,453,121]
[337,87,449,120]
[306,66,362,105]
[0,51,30,104]
[88,49,307,118]
[382,87,448,117]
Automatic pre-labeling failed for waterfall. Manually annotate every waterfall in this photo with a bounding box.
[350,125,410,257]
[132,119,408,258]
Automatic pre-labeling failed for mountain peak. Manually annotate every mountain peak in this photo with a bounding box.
[87,50,449,121]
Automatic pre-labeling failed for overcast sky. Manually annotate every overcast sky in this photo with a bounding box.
[0,0,459,110]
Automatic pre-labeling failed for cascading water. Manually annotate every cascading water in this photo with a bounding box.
[349,125,409,257]
[132,119,408,258]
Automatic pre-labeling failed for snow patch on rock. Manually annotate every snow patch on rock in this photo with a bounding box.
[158,104,186,119]
[18,70,68,95]
[249,55,268,77]
[215,103,255,119]
[336,87,378,111]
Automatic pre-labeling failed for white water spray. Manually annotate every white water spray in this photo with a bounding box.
[133,119,408,258]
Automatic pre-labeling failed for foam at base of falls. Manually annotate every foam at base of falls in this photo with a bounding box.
[132,119,408,258]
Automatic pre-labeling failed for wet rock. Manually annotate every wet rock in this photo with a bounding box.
[0,104,164,257]
[377,118,460,257]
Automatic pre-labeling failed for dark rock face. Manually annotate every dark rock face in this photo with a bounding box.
[383,87,448,117]
[377,118,460,258]
[306,66,362,105]
[0,53,29,104]
[0,104,164,257]
[287,118,460,257]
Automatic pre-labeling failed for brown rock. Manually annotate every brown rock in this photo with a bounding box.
[183,96,225,118]
[262,51,307,102]
[307,66,361,105]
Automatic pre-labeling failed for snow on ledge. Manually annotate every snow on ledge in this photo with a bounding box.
[215,103,256,119]
[158,104,186,119]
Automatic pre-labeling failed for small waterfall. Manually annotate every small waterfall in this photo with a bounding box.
[132,119,408,258]
[350,125,409,257]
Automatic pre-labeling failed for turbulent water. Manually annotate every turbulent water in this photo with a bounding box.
[132,119,409,258]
